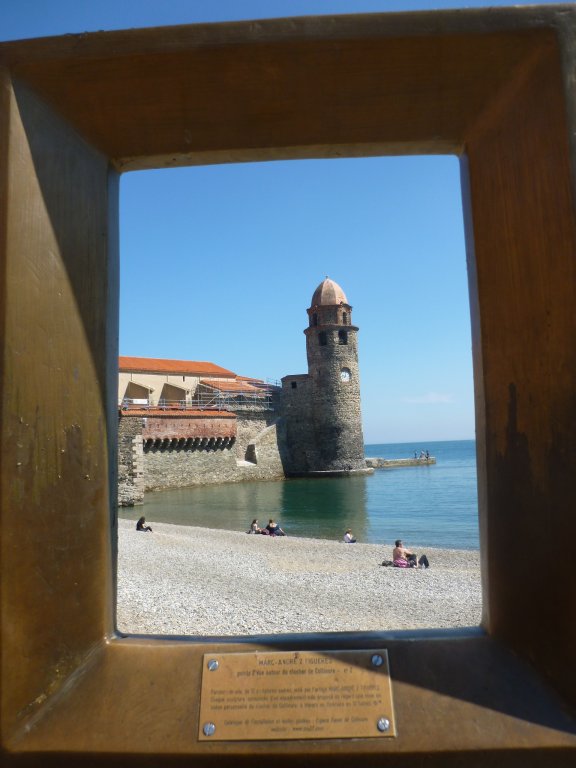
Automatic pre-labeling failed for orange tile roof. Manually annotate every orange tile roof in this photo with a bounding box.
[200,379,264,394]
[237,375,265,383]
[119,356,236,377]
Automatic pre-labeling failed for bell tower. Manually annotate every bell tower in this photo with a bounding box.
[304,277,367,472]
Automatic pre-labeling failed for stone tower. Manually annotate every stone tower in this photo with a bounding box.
[281,278,369,475]
[305,277,367,472]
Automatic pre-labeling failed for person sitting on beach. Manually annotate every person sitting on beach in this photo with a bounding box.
[136,516,152,532]
[247,519,262,534]
[343,529,357,543]
[392,539,429,568]
[266,519,286,537]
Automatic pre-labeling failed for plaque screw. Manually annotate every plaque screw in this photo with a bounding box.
[203,722,216,737]
[207,659,219,671]
[371,654,384,667]
[377,717,390,733]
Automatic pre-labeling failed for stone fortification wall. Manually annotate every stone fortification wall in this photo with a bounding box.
[118,408,286,502]
[144,442,240,489]
[143,412,286,491]
[279,374,315,473]
[237,417,288,481]
[235,411,279,459]
[118,416,145,505]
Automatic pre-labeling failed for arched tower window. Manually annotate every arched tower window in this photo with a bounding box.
[318,331,327,346]
[338,330,348,345]
[342,311,348,325]
[311,313,318,327]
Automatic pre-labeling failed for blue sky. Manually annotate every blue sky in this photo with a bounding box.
[2,1,557,443]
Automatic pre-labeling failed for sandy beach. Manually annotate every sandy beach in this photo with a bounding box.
[117,519,482,636]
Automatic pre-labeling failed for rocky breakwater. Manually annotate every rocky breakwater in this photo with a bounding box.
[365,457,436,469]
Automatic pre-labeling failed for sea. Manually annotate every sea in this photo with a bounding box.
[120,440,479,551]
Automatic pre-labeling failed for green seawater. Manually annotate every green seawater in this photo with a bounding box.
[120,440,479,550]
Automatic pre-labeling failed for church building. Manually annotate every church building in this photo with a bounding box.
[118,277,369,504]
[281,277,370,475]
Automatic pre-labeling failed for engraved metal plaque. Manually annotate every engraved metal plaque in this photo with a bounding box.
[198,649,396,741]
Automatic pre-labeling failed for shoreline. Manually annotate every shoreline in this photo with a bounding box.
[118,512,480,552]
[117,519,482,636]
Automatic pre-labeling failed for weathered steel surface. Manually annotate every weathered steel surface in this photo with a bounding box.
[0,12,561,170]
[1,5,576,766]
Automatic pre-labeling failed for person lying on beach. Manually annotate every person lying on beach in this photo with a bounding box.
[392,539,429,568]
[136,516,153,532]
[343,529,357,543]
[247,519,262,534]
[266,519,286,536]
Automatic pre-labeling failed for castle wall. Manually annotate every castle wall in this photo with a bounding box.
[280,375,315,473]
[118,416,145,505]
[144,442,240,489]
[117,279,366,493]
[236,417,288,481]
[235,410,280,459]
[118,408,286,502]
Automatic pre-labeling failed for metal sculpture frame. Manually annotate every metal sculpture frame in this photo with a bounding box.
[1,5,575,765]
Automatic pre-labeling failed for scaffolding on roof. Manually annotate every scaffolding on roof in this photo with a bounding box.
[120,388,278,413]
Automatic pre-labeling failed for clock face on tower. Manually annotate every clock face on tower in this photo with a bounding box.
[340,368,351,382]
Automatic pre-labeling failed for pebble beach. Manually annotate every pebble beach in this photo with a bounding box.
[117,519,482,636]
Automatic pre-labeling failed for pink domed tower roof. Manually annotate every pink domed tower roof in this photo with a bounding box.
[310,277,349,306]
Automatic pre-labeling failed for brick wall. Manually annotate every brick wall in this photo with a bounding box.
[142,415,236,440]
